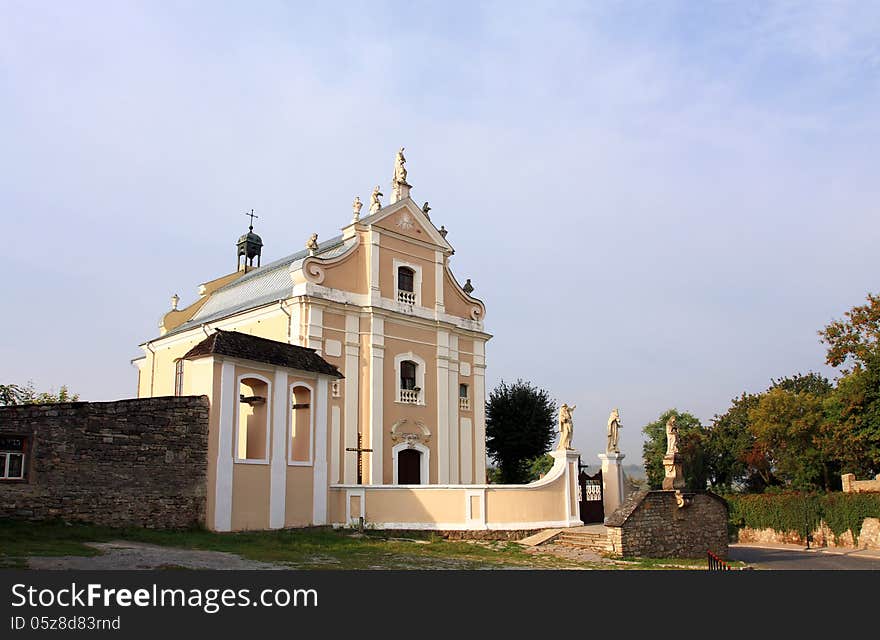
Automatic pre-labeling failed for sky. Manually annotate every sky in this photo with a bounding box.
[2,1,880,463]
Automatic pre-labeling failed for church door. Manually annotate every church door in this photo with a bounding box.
[398,449,421,484]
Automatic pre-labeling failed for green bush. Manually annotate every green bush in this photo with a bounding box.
[726,492,880,545]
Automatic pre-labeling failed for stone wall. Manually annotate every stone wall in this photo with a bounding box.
[737,517,880,550]
[605,490,729,559]
[841,473,880,494]
[0,396,210,528]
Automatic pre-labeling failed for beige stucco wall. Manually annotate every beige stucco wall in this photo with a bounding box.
[377,233,436,304]
[317,242,369,294]
[139,310,290,399]
[284,466,315,527]
[329,451,579,530]
[231,463,270,530]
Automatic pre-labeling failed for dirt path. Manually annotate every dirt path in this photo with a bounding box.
[28,541,289,570]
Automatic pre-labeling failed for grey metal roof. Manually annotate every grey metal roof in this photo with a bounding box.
[164,234,350,338]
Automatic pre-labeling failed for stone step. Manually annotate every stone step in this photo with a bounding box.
[558,533,607,543]
[557,540,614,552]
[556,530,613,553]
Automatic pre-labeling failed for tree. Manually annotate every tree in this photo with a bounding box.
[485,379,556,484]
[704,392,761,491]
[819,292,880,370]
[820,352,880,478]
[642,409,707,491]
[747,387,828,490]
[0,381,79,406]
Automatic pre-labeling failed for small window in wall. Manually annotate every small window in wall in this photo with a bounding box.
[459,383,470,411]
[174,360,184,396]
[290,384,313,464]
[397,266,416,305]
[237,377,269,461]
[0,436,27,481]
[399,360,420,404]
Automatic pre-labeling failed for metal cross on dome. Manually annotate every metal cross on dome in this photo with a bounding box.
[245,209,260,230]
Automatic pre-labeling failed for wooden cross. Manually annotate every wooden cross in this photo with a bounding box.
[345,433,373,485]
[245,209,259,230]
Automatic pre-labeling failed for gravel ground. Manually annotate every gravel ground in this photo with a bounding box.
[28,541,288,570]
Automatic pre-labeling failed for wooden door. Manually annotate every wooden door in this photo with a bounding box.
[398,449,421,484]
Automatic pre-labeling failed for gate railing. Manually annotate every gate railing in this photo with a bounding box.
[707,550,732,571]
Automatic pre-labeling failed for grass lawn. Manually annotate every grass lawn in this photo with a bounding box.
[0,520,732,570]
[0,519,589,570]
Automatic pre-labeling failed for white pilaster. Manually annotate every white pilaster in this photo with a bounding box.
[214,360,236,532]
[313,377,329,524]
[269,367,288,529]
[447,334,460,483]
[306,305,323,353]
[436,329,450,484]
[369,315,384,484]
[434,250,445,316]
[599,452,626,520]
[343,313,360,484]
[460,417,473,484]
[330,405,341,485]
[369,230,381,306]
[472,339,487,483]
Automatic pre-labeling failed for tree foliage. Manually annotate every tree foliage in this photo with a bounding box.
[0,381,79,406]
[642,408,707,491]
[747,386,829,490]
[820,353,880,477]
[819,292,880,370]
[485,379,556,484]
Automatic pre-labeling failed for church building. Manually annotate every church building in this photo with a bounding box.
[132,149,581,532]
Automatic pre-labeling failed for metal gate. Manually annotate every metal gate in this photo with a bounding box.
[578,466,604,523]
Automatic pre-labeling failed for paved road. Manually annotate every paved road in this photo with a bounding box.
[729,544,880,570]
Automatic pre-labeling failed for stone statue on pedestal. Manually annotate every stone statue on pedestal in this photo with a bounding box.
[352,196,363,222]
[557,403,575,450]
[665,415,679,455]
[606,408,622,454]
[662,413,686,491]
[306,233,319,254]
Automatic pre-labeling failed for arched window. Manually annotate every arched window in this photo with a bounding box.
[289,384,313,465]
[174,360,184,396]
[459,383,469,410]
[394,352,426,405]
[237,376,270,461]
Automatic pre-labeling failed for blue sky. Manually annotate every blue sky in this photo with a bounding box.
[2,1,879,461]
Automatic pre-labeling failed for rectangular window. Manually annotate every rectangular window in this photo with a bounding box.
[0,436,27,480]
[398,267,415,292]
[400,361,417,390]
[458,384,470,411]
[174,360,184,396]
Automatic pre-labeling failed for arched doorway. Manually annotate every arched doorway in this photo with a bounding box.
[397,449,422,484]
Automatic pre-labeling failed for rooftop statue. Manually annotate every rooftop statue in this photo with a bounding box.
[393,147,408,185]
[370,185,383,215]
[306,233,319,253]
[352,196,363,221]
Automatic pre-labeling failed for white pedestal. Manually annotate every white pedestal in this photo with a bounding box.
[599,452,626,521]
[552,448,584,527]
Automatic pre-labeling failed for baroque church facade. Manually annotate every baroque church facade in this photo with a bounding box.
[132,150,506,530]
